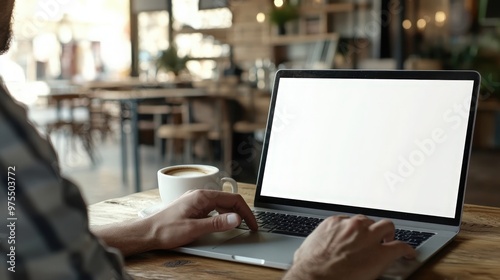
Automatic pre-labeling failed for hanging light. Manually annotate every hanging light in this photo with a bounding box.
[57,14,73,44]
[402,19,412,30]
[417,18,427,30]
[256,12,266,23]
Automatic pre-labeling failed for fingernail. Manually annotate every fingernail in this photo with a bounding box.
[227,213,239,227]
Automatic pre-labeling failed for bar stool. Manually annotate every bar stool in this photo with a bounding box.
[137,102,184,161]
[156,95,234,165]
[153,96,209,164]
[156,122,212,163]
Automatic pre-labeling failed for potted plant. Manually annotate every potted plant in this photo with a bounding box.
[156,44,190,77]
[269,1,299,35]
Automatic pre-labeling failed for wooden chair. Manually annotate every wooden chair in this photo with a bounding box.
[137,101,184,161]
[45,92,99,164]
[155,97,213,164]
[156,94,233,166]
[232,88,270,134]
[229,88,271,176]
[191,96,233,164]
[87,95,119,141]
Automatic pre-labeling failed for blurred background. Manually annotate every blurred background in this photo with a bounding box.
[1,0,499,206]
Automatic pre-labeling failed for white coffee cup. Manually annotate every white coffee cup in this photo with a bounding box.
[157,164,238,205]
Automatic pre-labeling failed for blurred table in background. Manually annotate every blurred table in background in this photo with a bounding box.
[92,87,227,192]
[84,77,272,192]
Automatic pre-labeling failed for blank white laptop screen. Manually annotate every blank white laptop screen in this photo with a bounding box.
[260,77,475,218]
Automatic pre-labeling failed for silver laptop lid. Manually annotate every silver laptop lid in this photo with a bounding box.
[254,69,481,227]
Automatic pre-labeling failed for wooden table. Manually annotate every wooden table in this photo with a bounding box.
[88,183,500,280]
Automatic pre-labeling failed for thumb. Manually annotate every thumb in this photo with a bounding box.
[198,213,241,234]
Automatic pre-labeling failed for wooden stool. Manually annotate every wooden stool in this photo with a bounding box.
[156,123,212,163]
[233,121,267,134]
[138,104,183,162]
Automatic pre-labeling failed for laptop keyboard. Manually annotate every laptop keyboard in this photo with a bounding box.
[394,229,435,248]
[237,211,435,247]
[237,211,323,237]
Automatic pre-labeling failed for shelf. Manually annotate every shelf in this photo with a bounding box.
[300,2,371,14]
[267,33,339,46]
[300,3,354,14]
[174,27,230,42]
[227,0,374,67]
[188,56,229,61]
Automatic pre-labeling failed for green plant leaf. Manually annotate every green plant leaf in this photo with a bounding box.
[156,45,190,76]
[269,2,299,26]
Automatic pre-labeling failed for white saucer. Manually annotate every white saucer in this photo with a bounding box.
[138,203,166,218]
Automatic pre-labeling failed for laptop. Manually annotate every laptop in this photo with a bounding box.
[175,69,481,279]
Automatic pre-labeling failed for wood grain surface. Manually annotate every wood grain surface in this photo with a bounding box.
[88,183,500,280]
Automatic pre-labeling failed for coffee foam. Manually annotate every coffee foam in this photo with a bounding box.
[162,167,210,177]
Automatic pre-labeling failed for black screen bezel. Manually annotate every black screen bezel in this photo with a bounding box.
[254,69,481,227]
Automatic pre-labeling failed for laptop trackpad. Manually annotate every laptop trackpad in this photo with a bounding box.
[213,231,304,268]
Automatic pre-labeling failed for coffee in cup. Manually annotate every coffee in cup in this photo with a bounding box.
[157,164,238,205]
[161,166,211,177]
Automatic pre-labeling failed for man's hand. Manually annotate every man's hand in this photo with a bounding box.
[91,189,257,256]
[284,215,416,280]
[146,189,258,250]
